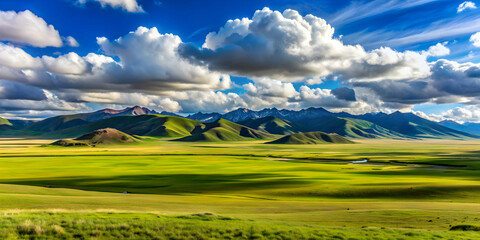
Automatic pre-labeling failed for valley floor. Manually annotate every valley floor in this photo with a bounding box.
[0,138,480,239]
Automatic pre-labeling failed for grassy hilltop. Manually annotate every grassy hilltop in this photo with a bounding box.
[52,128,140,146]
[267,131,354,144]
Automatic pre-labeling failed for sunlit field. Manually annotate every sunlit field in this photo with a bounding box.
[0,138,479,239]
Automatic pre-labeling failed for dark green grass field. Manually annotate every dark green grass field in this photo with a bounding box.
[0,138,480,239]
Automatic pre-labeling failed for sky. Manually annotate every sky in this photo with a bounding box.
[0,0,480,123]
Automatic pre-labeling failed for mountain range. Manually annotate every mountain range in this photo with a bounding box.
[1,106,479,141]
[187,107,477,139]
[438,120,480,136]
[24,106,180,132]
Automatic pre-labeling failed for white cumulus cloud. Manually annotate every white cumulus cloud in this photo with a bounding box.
[425,42,450,57]
[0,27,231,95]
[457,1,477,13]
[0,10,63,47]
[1,7,480,120]
[64,36,80,47]
[42,52,91,75]
[76,0,144,12]
[470,32,480,47]
[0,43,42,69]
[181,7,434,83]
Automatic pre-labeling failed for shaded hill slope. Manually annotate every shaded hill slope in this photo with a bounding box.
[54,115,272,142]
[27,115,90,132]
[26,106,179,132]
[56,115,204,138]
[187,112,222,122]
[8,119,36,129]
[267,131,354,144]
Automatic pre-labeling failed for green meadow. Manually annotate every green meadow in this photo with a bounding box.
[1,138,480,239]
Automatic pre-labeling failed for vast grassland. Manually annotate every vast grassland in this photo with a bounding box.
[0,138,480,239]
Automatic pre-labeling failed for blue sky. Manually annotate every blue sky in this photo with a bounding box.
[0,0,480,122]
[3,0,478,58]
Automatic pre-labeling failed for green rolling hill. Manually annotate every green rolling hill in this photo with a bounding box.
[9,113,407,140]
[294,116,406,139]
[3,106,477,140]
[237,115,404,139]
[267,131,354,144]
[25,106,177,133]
[52,115,272,142]
[176,118,273,142]
[51,128,140,146]
[0,117,11,126]
[0,118,42,136]
[0,117,12,129]
[238,116,301,135]
[55,114,203,138]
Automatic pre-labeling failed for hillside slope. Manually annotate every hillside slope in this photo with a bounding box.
[6,106,477,140]
[357,112,478,138]
[53,115,272,142]
[51,128,139,146]
[176,119,273,142]
[187,112,222,122]
[27,106,179,132]
[439,120,480,135]
[196,107,477,139]
[27,115,90,132]
[238,116,301,135]
[55,115,203,138]
[267,131,354,144]
[294,116,406,139]
[0,117,12,130]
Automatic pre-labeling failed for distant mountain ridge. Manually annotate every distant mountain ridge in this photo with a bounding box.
[176,118,273,142]
[2,105,478,140]
[44,114,273,143]
[186,107,332,123]
[439,120,480,135]
[64,105,179,122]
[354,111,477,138]
[26,106,180,132]
[187,112,222,122]
[221,107,332,123]
[186,107,478,139]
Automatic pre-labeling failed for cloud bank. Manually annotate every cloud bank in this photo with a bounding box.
[0,7,479,122]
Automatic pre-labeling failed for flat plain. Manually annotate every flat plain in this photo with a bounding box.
[1,138,480,239]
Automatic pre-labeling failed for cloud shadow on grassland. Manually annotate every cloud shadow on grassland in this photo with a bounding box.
[0,173,310,195]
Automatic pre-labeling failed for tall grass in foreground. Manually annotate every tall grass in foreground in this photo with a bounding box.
[0,212,479,240]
